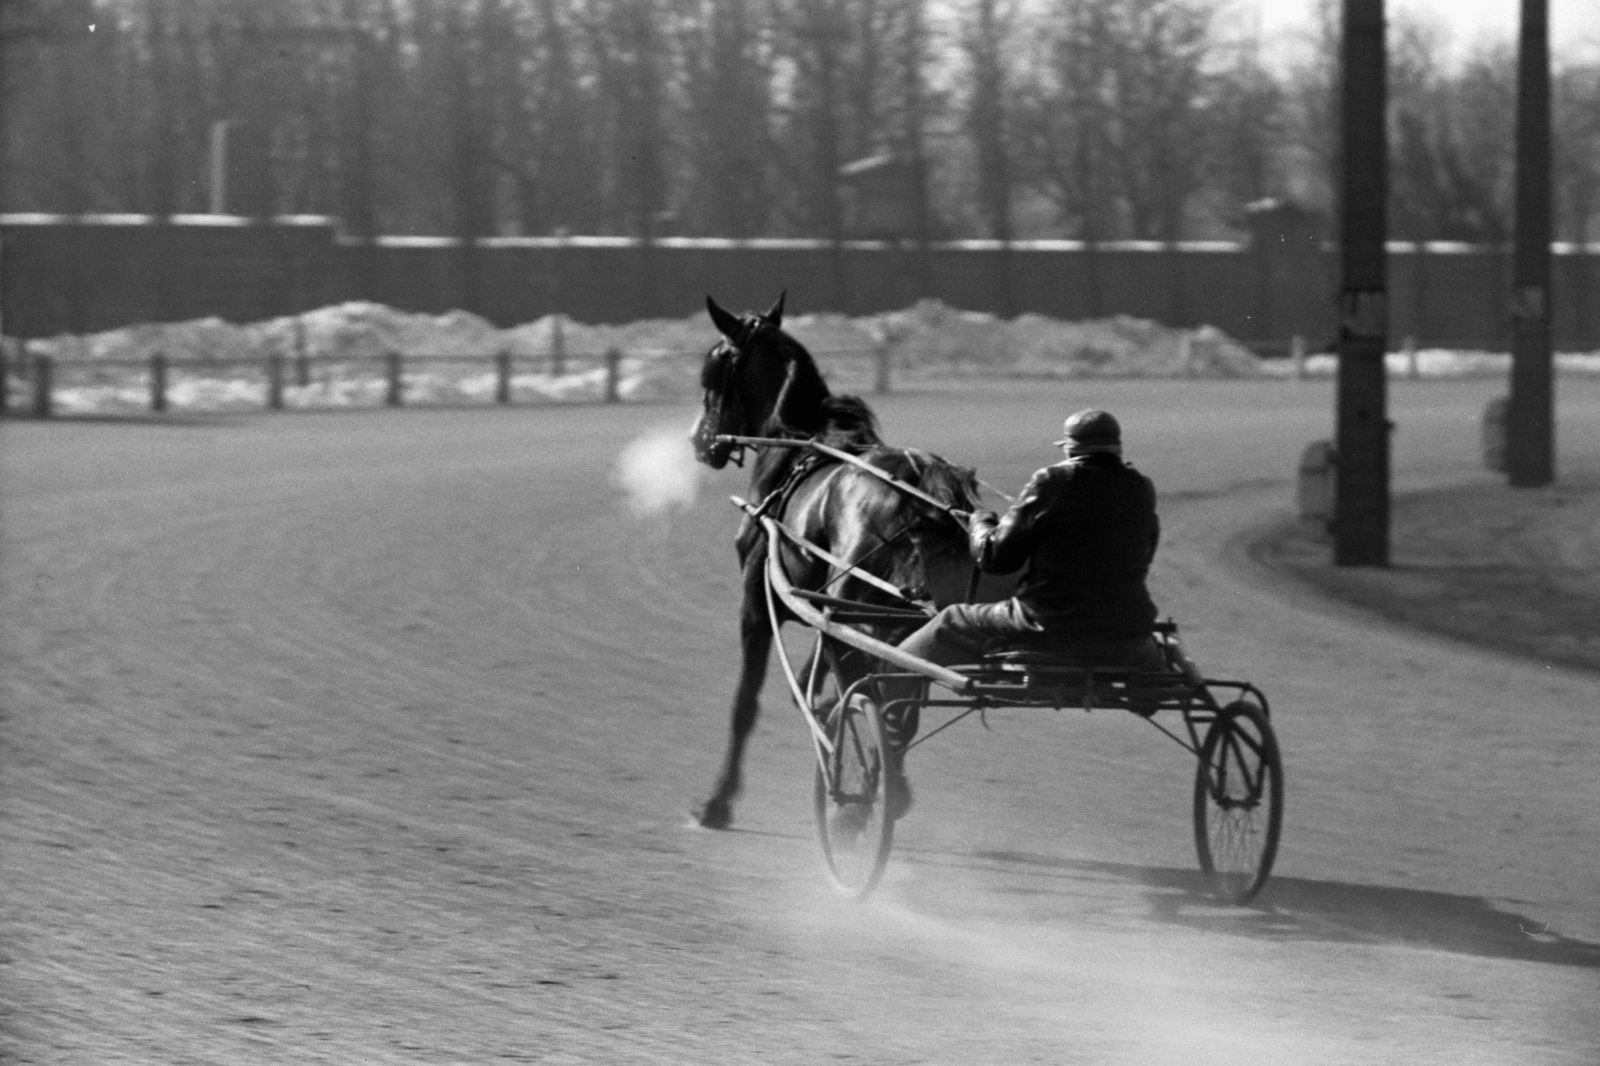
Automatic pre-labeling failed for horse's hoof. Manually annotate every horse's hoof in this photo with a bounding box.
[696,797,734,830]
[887,770,914,822]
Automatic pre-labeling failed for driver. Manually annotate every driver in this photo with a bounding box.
[897,408,1166,674]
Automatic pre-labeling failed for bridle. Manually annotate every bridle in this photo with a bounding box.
[701,316,780,468]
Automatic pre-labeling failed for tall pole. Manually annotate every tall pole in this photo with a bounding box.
[208,119,233,215]
[1334,0,1389,566]
[1508,0,1554,486]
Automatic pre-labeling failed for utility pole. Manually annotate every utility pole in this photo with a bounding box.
[1508,0,1554,486]
[1334,0,1389,566]
[208,119,234,215]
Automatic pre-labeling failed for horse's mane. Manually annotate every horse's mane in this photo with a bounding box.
[751,329,977,512]
[753,327,845,442]
[812,394,881,452]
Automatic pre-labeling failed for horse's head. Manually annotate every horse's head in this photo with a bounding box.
[691,292,828,469]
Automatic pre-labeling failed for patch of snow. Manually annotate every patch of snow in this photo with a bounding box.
[5,298,1598,415]
[1260,349,1600,379]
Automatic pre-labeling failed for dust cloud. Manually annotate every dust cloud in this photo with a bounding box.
[769,860,1357,1066]
[616,424,703,518]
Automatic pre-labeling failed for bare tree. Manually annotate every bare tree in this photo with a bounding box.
[1554,62,1600,342]
[676,0,774,236]
[1553,64,1600,245]
[332,2,379,239]
[1389,20,1516,243]
[774,0,849,241]
[1280,0,1340,215]
[961,0,1017,244]
[582,0,671,239]
[1209,31,1285,212]
[1016,0,1107,239]
[522,0,600,235]
[891,0,936,254]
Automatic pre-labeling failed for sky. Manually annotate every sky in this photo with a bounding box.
[1251,0,1600,65]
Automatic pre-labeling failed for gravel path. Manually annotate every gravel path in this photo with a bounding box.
[3,380,1597,1064]
[1257,471,1600,675]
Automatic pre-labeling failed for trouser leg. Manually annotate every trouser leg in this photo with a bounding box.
[898,599,1039,667]
[886,601,1039,748]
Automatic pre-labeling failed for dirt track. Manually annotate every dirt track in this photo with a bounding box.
[3,379,1598,1064]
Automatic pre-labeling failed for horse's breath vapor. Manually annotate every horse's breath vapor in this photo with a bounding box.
[616,426,702,517]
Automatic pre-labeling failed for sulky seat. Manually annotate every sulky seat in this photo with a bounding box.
[967,626,1200,714]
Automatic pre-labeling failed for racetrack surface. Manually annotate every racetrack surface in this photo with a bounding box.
[4,379,1598,1064]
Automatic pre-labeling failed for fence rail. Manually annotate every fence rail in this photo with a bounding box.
[0,344,902,417]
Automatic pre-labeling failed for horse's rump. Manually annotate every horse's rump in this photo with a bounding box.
[772,442,981,623]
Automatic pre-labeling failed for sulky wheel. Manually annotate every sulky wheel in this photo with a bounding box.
[813,689,895,898]
[1192,698,1283,904]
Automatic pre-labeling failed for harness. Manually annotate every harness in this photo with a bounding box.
[747,447,827,523]
[741,443,942,608]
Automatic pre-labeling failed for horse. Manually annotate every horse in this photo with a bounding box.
[689,293,983,830]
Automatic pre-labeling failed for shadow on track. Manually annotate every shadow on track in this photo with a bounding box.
[931,849,1600,970]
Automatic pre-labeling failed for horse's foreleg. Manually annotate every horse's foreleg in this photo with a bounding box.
[698,587,774,830]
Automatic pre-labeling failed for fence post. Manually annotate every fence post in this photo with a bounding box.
[1482,395,1509,472]
[0,347,9,417]
[603,348,622,403]
[150,352,168,413]
[292,315,311,387]
[385,351,403,406]
[873,343,891,395]
[1290,334,1306,381]
[495,349,512,404]
[32,355,53,418]
[267,352,285,410]
[551,314,566,376]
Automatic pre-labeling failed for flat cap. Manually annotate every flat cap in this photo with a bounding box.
[1054,408,1122,448]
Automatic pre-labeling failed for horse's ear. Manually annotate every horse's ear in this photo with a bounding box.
[706,296,742,339]
[764,291,786,328]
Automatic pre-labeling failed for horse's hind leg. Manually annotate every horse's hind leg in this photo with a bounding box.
[698,570,773,829]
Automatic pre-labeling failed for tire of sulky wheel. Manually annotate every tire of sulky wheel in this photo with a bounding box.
[1192,698,1283,905]
[813,691,894,899]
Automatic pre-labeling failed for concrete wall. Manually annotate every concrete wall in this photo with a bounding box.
[3,216,1597,351]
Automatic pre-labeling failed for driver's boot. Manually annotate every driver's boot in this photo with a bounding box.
[879,684,923,821]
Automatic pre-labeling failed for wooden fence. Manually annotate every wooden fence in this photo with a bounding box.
[6,216,1599,351]
[0,344,900,418]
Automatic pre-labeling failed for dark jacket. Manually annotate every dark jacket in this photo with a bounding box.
[969,453,1159,641]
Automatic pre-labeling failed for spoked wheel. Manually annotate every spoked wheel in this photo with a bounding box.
[813,689,894,898]
[1193,699,1283,904]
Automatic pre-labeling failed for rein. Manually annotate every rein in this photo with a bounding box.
[817,517,920,599]
[725,432,968,609]
[715,434,963,518]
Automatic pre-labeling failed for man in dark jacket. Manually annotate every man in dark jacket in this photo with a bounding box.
[898,408,1165,671]
[880,409,1168,819]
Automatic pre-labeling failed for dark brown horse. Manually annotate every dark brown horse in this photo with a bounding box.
[690,293,982,829]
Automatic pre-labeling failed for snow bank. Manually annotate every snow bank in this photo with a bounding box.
[7,298,1256,372]
[5,298,1597,414]
[1263,349,1600,379]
